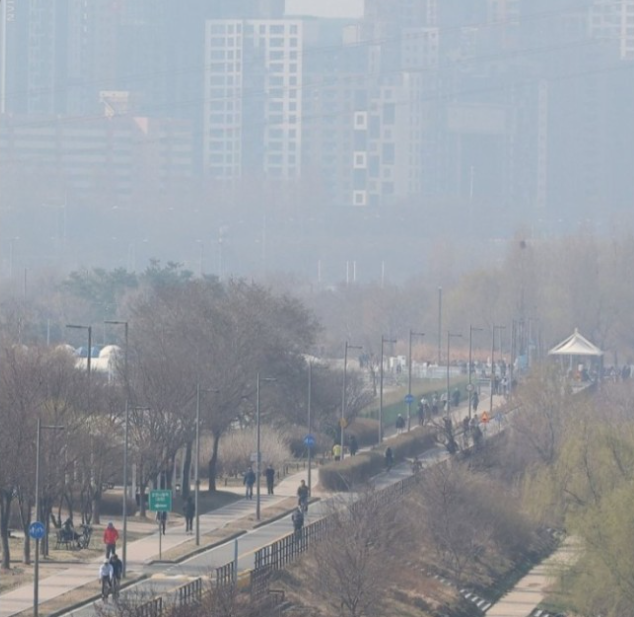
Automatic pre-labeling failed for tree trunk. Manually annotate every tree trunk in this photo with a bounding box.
[207,433,221,493]
[0,489,12,569]
[181,441,193,499]
[17,491,32,565]
[92,486,102,525]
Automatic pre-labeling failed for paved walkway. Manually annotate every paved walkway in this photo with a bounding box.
[486,539,578,617]
[0,474,304,617]
[0,390,503,617]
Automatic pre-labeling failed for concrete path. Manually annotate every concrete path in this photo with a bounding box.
[485,537,578,616]
[0,390,504,617]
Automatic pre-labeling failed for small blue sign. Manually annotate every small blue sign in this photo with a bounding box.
[404,394,415,404]
[303,434,316,448]
[29,521,45,540]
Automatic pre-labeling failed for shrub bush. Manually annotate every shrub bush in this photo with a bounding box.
[346,417,379,448]
[318,451,384,492]
[319,426,437,491]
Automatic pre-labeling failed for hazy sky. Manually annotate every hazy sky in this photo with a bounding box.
[286,0,364,18]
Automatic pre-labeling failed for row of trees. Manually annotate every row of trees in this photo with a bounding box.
[0,270,370,569]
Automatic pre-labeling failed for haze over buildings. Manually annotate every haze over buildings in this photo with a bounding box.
[1,0,634,281]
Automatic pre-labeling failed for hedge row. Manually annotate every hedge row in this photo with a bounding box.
[319,426,437,492]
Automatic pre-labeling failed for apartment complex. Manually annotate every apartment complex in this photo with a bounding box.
[203,18,303,181]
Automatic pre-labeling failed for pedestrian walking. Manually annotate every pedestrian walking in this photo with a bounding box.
[349,434,359,456]
[184,496,195,533]
[297,479,309,513]
[384,446,393,471]
[156,510,167,535]
[243,466,256,499]
[99,559,113,600]
[103,522,119,558]
[265,464,276,495]
[291,506,304,540]
[332,443,342,461]
[109,553,123,599]
[471,391,479,412]
[395,414,405,434]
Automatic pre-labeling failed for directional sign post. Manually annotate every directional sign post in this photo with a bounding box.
[303,434,316,448]
[29,521,45,540]
[149,489,172,560]
[149,489,172,512]
[404,394,414,405]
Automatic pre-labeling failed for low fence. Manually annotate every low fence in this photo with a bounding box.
[175,578,203,606]
[215,561,236,587]
[135,596,163,617]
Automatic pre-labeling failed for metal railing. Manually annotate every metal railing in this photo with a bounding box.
[175,578,203,606]
[135,596,163,617]
[215,561,235,588]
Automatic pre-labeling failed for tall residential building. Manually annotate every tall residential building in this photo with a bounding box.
[203,18,303,182]
[590,0,634,60]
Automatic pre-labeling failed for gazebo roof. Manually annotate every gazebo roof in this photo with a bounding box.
[548,328,603,357]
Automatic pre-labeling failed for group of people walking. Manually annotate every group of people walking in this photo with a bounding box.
[100,523,123,600]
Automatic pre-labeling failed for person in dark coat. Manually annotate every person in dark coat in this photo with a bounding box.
[243,466,256,499]
[265,464,276,495]
[184,496,195,533]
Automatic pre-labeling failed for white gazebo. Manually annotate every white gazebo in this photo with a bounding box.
[548,328,603,382]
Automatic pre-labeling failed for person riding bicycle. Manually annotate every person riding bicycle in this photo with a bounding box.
[297,480,309,512]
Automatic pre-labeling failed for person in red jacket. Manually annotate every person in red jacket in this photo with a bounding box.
[103,522,119,558]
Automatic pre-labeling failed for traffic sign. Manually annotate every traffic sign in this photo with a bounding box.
[339,417,348,429]
[250,452,262,463]
[29,521,45,540]
[303,434,316,448]
[404,394,415,405]
[149,490,172,512]
[466,383,474,392]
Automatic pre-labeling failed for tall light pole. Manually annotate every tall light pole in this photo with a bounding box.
[468,326,483,419]
[490,325,506,413]
[307,362,313,495]
[34,420,64,617]
[66,324,92,383]
[407,330,424,431]
[437,287,443,365]
[194,385,219,545]
[195,383,201,544]
[104,320,130,576]
[379,335,396,443]
[341,342,362,458]
[446,331,462,416]
[256,373,276,521]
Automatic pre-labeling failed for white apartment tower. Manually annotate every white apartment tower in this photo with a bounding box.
[590,0,634,59]
[203,19,303,182]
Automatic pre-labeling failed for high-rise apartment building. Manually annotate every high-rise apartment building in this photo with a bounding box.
[203,17,303,181]
[590,0,634,60]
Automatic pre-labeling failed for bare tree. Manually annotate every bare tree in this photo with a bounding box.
[304,489,403,617]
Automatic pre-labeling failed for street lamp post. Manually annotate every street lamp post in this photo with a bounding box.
[407,330,424,431]
[379,335,396,443]
[437,287,443,365]
[34,419,64,617]
[341,342,362,459]
[66,324,92,383]
[446,331,463,416]
[104,320,130,576]
[490,325,506,413]
[468,326,483,419]
[307,362,313,495]
[256,373,276,521]
[195,383,201,544]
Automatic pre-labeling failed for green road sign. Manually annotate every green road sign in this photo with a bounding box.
[149,489,172,512]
